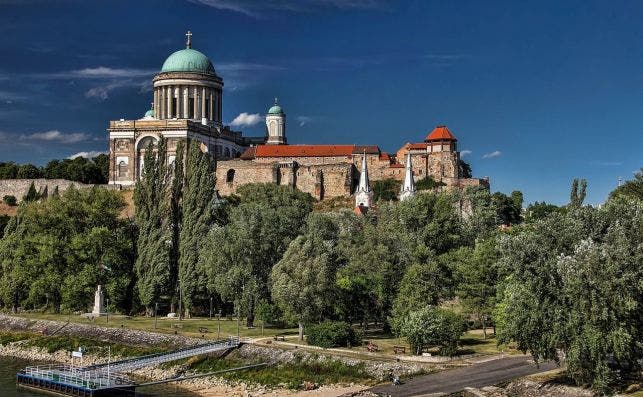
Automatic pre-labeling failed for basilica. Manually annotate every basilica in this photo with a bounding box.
[108,33,488,207]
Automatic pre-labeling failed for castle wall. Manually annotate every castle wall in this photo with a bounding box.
[0,179,96,203]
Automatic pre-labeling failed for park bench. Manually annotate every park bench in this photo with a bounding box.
[273,335,286,341]
[366,341,379,352]
[198,327,209,333]
[393,345,406,354]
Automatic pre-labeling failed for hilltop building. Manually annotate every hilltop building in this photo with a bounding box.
[108,32,489,199]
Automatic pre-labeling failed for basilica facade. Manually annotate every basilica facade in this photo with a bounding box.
[108,33,488,203]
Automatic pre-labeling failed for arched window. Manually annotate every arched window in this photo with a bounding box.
[137,136,157,150]
[118,161,128,177]
[224,147,230,158]
[226,169,235,183]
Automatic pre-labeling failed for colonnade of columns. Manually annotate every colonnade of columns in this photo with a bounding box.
[153,85,222,122]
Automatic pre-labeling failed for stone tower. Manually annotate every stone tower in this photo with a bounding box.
[399,152,416,201]
[355,151,373,208]
[266,98,286,145]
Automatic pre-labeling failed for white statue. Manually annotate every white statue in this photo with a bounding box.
[92,285,105,314]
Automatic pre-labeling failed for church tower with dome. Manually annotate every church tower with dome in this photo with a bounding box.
[108,32,489,201]
[107,32,265,186]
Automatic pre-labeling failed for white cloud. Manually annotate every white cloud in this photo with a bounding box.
[189,0,387,18]
[482,150,502,159]
[460,149,472,157]
[20,130,89,144]
[296,116,312,127]
[230,112,263,127]
[67,150,107,159]
[44,67,155,80]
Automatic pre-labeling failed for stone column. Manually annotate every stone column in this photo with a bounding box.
[201,87,207,119]
[153,89,158,117]
[195,88,201,119]
[183,86,189,119]
[193,87,199,119]
[218,90,222,122]
[167,85,173,119]
[159,87,165,119]
[209,89,214,122]
[177,85,183,118]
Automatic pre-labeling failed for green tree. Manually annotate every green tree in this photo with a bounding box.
[569,178,587,207]
[415,176,446,191]
[22,182,40,202]
[0,162,18,179]
[133,138,173,315]
[392,258,454,318]
[454,239,501,338]
[17,164,43,179]
[525,201,561,222]
[495,199,642,393]
[178,141,223,317]
[3,195,17,206]
[271,213,341,340]
[372,179,400,201]
[201,183,313,327]
[0,215,9,238]
[0,187,135,313]
[394,306,465,356]
[609,168,643,201]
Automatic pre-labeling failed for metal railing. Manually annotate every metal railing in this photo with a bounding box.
[88,336,240,373]
[21,364,132,390]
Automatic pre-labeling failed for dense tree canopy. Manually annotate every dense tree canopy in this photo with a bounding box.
[0,187,135,313]
[0,155,109,185]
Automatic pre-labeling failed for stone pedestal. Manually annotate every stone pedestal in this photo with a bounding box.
[92,285,106,314]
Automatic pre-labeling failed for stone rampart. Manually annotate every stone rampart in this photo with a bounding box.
[0,179,96,203]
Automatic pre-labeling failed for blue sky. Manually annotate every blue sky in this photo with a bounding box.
[0,0,641,205]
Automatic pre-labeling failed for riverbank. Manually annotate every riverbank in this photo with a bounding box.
[0,314,437,396]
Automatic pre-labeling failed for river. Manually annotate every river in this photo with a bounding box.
[0,356,199,397]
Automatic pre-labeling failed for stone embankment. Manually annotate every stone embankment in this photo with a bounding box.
[0,179,99,203]
[0,314,200,348]
[0,314,435,396]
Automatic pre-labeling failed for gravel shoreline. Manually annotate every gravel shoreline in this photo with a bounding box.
[0,314,436,396]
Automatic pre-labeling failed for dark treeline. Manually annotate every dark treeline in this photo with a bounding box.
[0,142,641,394]
[0,154,109,184]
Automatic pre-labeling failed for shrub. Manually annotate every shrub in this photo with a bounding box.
[306,321,361,348]
[394,306,466,356]
[2,195,16,206]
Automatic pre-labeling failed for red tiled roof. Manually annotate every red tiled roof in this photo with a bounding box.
[242,144,380,159]
[239,146,256,160]
[379,152,391,162]
[389,163,404,168]
[425,125,457,142]
[407,143,429,150]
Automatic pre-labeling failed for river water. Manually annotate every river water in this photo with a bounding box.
[0,356,199,397]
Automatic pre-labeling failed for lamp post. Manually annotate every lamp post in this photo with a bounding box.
[209,297,213,321]
[106,298,109,324]
[154,302,158,330]
[178,278,182,321]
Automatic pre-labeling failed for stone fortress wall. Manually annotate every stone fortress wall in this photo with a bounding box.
[0,179,97,203]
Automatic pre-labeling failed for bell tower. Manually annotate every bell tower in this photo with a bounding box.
[266,98,286,145]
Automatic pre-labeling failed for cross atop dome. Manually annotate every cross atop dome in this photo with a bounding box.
[186,30,192,49]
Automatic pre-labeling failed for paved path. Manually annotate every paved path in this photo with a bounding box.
[371,355,558,396]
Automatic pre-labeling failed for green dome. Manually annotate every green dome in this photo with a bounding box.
[161,48,215,73]
[268,105,283,115]
[144,108,155,118]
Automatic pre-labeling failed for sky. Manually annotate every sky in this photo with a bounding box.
[0,0,642,205]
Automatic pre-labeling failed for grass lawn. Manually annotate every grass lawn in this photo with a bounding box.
[275,327,519,358]
[11,312,298,340]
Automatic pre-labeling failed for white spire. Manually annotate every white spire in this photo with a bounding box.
[399,152,416,201]
[355,150,373,208]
